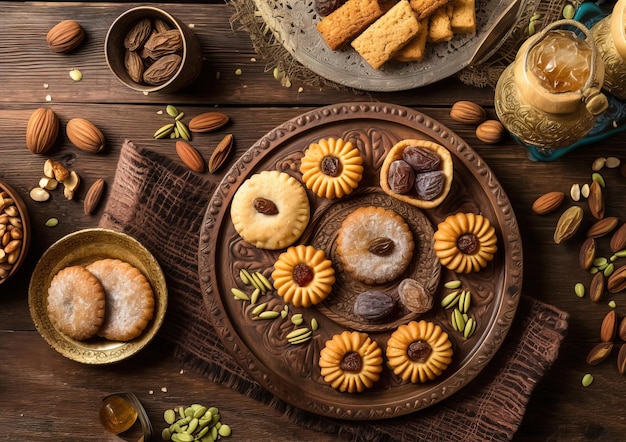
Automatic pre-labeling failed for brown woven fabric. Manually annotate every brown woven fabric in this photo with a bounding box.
[99,140,569,441]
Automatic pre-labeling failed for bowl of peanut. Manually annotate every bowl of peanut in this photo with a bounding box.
[0,180,31,285]
[104,6,203,93]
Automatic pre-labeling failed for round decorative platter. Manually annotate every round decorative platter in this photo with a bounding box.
[29,228,168,364]
[253,0,523,91]
[199,102,522,420]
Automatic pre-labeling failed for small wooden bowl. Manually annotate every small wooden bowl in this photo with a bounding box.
[104,6,202,93]
[0,180,31,286]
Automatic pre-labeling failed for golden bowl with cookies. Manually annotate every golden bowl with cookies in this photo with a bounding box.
[28,228,167,364]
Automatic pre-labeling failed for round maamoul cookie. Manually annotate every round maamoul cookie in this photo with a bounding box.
[299,137,364,199]
[230,170,310,250]
[386,320,453,383]
[86,258,155,341]
[433,212,498,273]
[319,330,383,393]
[336,206,414,285]
[46,265,106,341]
[271,244,335,308]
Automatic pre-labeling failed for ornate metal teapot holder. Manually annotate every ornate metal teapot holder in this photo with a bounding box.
[520,3,626,161]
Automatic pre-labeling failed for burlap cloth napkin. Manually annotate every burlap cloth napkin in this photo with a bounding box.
[99,140,569,441]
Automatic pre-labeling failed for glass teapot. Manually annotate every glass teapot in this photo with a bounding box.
[495,19,608,151]
[591,0,626,99]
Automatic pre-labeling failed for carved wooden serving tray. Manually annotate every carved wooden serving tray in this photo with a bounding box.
[199,103,522,420]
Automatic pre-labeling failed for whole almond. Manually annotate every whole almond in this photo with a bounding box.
[176,141,205,172]
[66,118,105,153]
[450,101,487,124]
[586,342,613,365]
[83,179,105,215]
[579,237,597,271]
[26,108,59,154]
[610,223,626,252]
[188,112,229,133]
[589,271,605,302]
[618,344,626,375]
[586,216,619,238]
[46,20,85,53]
[208,134,234,173]
[619,316,626,341]
[476,120,505,144]
[532,191,565,215]
[601,310,617,342]
[588,180,605,219]
[607,264,626,293]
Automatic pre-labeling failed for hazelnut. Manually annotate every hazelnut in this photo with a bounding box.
[450,101,487,124]
[476,120,505,144]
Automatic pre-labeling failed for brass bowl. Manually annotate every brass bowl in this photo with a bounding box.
[104,6,202,93]
[0,180,31,286]
[28,228,168,364]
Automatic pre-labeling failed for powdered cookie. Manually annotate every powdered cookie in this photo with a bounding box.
[336,206,414,284]
[86,258,155,341]
[47,265,106,340]
[230,170,310,250]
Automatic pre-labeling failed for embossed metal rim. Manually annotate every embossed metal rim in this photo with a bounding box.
[28,228,168,364]
[199,102,522,419]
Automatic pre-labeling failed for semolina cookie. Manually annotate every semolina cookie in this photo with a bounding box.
[271,244,336,308]
[46,265,106,341]
[86,258,155,341]
[336,206,415,284]
[319,330,383,393]
[230,170,310,250]
[300,137,364,199]
[386,320,453,383]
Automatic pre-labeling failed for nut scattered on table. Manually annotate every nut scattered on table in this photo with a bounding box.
[208,133,234,173]
[476,120,505,144]
[188,112,229,133]
[175,140,205,172]
[26,108,59,154]
[46,19,85,53]
[449,101,487,125]
[84,179,105,215]
[66,118,105,153]
[532,191,564,215]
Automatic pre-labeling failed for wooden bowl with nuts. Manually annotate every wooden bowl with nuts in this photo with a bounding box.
[0,180,31,286]
[104,6,202,93]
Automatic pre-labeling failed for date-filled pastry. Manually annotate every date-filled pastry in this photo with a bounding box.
[319,330,383,393]
[336,206,414,284]
[271,245,335,308]
[386,320,453,383]
[433,212,497,273]
[300,137,364,199]
[380,139,453,209]
[230,170,310,250]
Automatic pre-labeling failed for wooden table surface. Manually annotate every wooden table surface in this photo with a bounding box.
[2,1,626,441]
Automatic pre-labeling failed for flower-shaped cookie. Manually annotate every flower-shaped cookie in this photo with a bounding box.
[271,245,335,308]
[433,212,498,273]
[386,320,453,383]
[319,330,383,393]
[300,137,363,199]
